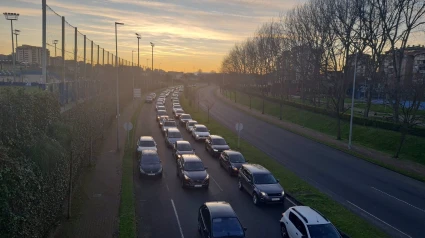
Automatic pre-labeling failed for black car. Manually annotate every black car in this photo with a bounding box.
[139,150,162,178]
[172,140,195,160]
[219,150,247,175]
[198,202,246,238]
[238,164,285,205]
[156,110,167,121]
[176,154,209,189]
[205,135,230,157]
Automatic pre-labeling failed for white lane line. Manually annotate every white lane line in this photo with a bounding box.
[371,187,425,213]
[166,184,170,192]
[346,200,412,238]
[171,199,185,238]
[286,197,297,206]
[210,176,223,191]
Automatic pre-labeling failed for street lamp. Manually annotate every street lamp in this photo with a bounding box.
[136,33,141,90]
[53,40,58,57]
[115,21,124,152]
[150,42,154,71]
[4,12,19,82]
[14,29,20,47]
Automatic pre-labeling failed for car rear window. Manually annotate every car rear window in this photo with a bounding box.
[307,223,341,238]
[253,173,278,184]
[141,155,160,164]
[177,143,192,151]
[168,132,182,138]
[212,138,227,145]
[176,109,184,113]
[229,154,246,163]
[139,140,155,147]
[157,111,167,116]
[164,121,176,127]
[196,127,208,132]
[212,217,244,238]
[181,115,191,120]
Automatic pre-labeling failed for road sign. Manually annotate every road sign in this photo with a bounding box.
[235,122,243,132]
[123,122,133,131]
[133,88,142,98]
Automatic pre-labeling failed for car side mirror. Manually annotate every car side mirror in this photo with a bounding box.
[204,166,208,169]
[276,179,280,183]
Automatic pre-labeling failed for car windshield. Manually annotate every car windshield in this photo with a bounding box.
[183,161,204,171]
[174,105,182,108]
[158,106,165,109]
[168,132,182,138]
[139,140,155,147]
[157,111,166,116]
[164,121,176,127]
[229,154,246,163]
[176,110,184,113]
[188,122,197,126]
[253,173,278,184]
[181,115,191,120]
[196,127,208,132]
[141,155,160,164]
[213,138,227,145]
[177,144,192,151]
[307,224,341,238]
[212,217,244,238]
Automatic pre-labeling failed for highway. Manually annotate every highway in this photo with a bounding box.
[196,86,425,238]
[133,92,296,238]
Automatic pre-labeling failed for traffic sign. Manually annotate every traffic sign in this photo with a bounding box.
[235,122,243,132]
[123,122,133,131]
[133,88,142,98]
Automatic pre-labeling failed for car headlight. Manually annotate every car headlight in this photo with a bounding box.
[213,149,218,152]
[184,174,190,180]
[139,167,145,173]
[195,134,199,138]
[205,174,210,180]
[281,191,285,196]
[232,166,238,171]
[260,191,267,197]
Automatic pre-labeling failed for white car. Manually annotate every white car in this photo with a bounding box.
[174,109,185,118]
[161,120,178,134]
[191,124,210,141]
[185,120,198,132]
[172,105,182,114]
[136,136,157,155]
[280,206,341,238]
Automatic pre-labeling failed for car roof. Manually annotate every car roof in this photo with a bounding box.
[157,110,166,113]
[194,124,206,128]
[181,154,201,161]
[242,164,270,174]
[176,109,184,112]
[180,114,190,117]
[223,150,241,155]
[176,140,190,145]
[141,150,158,155]
[289,206,330,225]
[167,128,180,133]
[139,136,154,141]
[210,135,224,139]
[187,120,198,123]
[204,202,237,219]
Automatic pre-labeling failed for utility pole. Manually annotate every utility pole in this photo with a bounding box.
[115,22,124,152]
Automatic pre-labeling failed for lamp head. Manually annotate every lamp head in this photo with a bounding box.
[150,42,155,47]
[115,22,124,25]
[3,12,19,20]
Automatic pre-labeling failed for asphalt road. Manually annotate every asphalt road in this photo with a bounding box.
[134,93,297,238]
[197,86,425,238]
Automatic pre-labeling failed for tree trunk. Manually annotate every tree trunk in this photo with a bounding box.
[363,87,372,117]
[336,114,341,140]
[394,125,407,158]
[393,97,400,123]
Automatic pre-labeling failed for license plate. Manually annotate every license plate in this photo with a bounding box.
[194,185,202,188]
[271,198,280,201]
[148,173,155,176]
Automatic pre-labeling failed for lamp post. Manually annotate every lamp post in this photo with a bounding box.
[53,39,58,57]
[136,33,141,89]
[14,29,20,48]
[4,12,19,82]
[150,42,154,71]
[115,21,124,152]
[132,49,135,90]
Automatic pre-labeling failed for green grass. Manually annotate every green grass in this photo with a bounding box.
[180,94,387,238]
[225,90,425,166]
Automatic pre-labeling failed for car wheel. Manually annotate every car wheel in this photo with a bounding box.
[238,180,243,190]
[180,178,185,188]
[253,193,259,206]
[280,224,289,238]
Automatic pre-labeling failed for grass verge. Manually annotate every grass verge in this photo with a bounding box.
[180,94,387,238]
[222,90,425,182]
[118,101,144,238]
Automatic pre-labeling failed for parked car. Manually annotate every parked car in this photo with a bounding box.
[185,120,198,132]
[174,109,185,118]
[176,154,209,188]
[179,114,192,125]
[139,150,162,178]
[158,115,169,127]
[161,120,177,135]
[238,164,285,205]
[219,150,247,175]
[280,206,341,238]
[156,104,165,112]
[172,140,195,160]
[165,128,183,148]
[192,124,210,141]
[172,105,182,114]
[198,202,246,238]
[136,136,157,156]
[205,135,230,157]
[156,110,167,121]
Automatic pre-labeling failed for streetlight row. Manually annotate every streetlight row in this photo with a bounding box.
[4,12,20,82]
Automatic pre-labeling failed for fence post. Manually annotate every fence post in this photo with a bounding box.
[74,27,78,102]
[62,16,65,104]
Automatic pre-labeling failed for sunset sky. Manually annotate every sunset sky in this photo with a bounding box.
[0,0,303,72]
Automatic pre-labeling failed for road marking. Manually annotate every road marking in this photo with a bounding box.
[166,184,170,192]
[286,197,297,206]
[210,176,223,191]
[171,199,185,238]
[346,200,412,238]
[371,187,425,213]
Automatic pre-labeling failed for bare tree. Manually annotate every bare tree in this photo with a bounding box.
[203,99,216,123]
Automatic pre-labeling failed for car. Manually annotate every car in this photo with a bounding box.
[176,154,209,188]
[165,128,183,148]
[198,202,246,238]
[139,150,162,178]
[179,114,192,125]
[279,206,341,238]
[219,150,247,175]
[150,93,156,99]
[172,99,180,104]
[145,96,153,103]
[158,115,170,127]
[172,104,182,112]
[172,140,195,160]
[238,164,285,205]
[156,105,166,112]
[185,120,198,132]
[161,119,177,134]
[136,136,157,156]
[205,135,230,157]
[174,109,185,118]
[192,124,210,141]
[156,110,167,121]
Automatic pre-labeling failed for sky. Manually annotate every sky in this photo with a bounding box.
[0,0,303,72]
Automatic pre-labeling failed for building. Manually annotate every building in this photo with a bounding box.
[346,53,372,78]
[16,45,50,66]
[0,54,12,60]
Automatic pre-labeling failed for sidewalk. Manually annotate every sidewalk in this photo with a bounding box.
[216,88,425,180]
[52,100,140,238]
